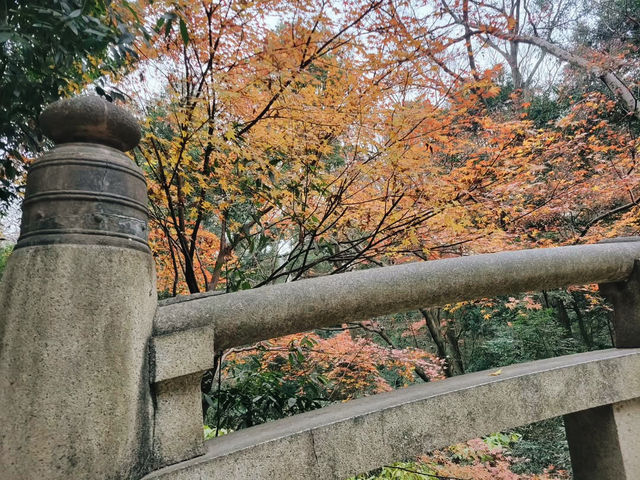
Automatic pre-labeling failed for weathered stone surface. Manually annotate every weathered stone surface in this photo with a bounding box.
[17,143,149,252]
[142,349,640,480]
[149,326,215,469]
[152,373,207,469]
[150,325,215,383]
[0,244,157,479]
[155,241,640,350]
[39,95,141,151]
[158,290,224,307]
[565,398,640,480]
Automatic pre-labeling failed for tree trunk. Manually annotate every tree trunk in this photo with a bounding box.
[508,34,639,119]
[420,308,465,377]
[444,325,465,376]
[552,297,573,338]
[183,252,200,294]
[571,293,593,348]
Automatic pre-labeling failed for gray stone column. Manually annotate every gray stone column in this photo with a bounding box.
[0,97,157,479]
[563,257,640,480]
[565,398,640,479]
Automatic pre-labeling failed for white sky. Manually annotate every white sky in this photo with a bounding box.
[1,200,20,244]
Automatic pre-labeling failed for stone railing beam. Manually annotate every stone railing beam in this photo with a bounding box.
[142,349,640,480]
[156,240,640,351]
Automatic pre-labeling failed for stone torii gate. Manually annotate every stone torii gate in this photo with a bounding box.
[2,96,640,479]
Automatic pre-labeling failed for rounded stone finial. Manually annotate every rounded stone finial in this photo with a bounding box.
[39,96,141,151]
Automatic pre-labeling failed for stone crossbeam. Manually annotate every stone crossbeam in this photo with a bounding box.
[156,240,640,351]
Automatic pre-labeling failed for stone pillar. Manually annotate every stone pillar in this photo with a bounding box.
[599,258,640,348]
[563,256,640,480]
[0,97,157,479]
[565,399,640,479]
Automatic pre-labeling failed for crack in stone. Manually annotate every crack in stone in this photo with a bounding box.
[309,430,319,467]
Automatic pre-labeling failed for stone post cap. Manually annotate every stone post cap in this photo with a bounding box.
[39,96,141,151]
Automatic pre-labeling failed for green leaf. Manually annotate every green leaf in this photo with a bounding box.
[179,17,189,45]
[67,21,78,35]
[84,28,107,38]
[202,393,215,408]
[164,18,173,38]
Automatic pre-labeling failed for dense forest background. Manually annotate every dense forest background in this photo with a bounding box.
[2,0,640,477]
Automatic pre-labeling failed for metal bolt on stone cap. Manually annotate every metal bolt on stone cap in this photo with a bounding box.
[16,96,149,252]
[39,95,141,151]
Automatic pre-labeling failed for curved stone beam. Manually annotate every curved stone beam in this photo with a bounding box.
[143,349,640,480]
[156,241,640,350]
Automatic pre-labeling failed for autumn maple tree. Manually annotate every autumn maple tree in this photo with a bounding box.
[122,1,509,294]
[127,0,432,294]
[108,0,640,419]
[114,0,637,298]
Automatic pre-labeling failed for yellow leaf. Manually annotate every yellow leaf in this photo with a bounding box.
[489,369,502,376]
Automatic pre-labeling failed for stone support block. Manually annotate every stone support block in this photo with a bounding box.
[151,325,215,383]
[152,373,207,468]
[565,398,640,480]
[150,325,215,468]
[599,259,640,347]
